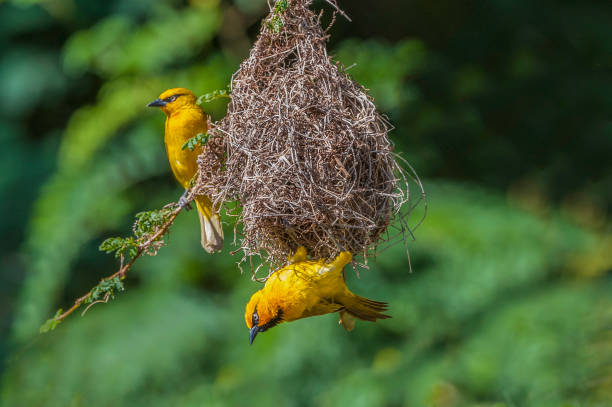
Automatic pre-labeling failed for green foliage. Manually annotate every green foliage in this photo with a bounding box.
[133,208,175,239]
[181,132,209,151]
[39,277,125,335]
[99,236,138,259]
[335,39,426,112]
[196,89,230,105]
[267,18,284,34]
[62,3,221,77]
[87,277,124,303]
[11,123,168,341]
[39,309,63,334]
[100,206,180,259]
[275,0,289,13]
[266,0,289,33]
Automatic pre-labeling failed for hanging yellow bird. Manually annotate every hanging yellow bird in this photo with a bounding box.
[245,247,390,344]
[147,87,223,253]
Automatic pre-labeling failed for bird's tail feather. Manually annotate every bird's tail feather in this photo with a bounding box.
[341,294,390,328]
[195,196,224,253]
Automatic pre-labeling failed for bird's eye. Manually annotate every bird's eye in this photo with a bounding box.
[165,95,178,103]
[252,310,259,326]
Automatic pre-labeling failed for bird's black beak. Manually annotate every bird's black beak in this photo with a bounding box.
[147,98,166,107]
[249,325,259,345]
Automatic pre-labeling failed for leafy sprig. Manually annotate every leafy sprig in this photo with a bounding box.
[99,236,137,258]
[266,0,289,33]
[133,207,175,239]
[274,0,290,14]
[40,309,63,333]
[196,89,230,105]
[99,206,176,261]
[87,277,124,303]
[40,196,191,333]
[182,133,209,151]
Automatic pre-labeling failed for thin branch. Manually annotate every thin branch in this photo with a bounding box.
[81,291,111,316]
[323,0,351,22]
[49,196,188,326]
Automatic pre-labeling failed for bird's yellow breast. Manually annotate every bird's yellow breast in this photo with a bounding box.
[164,107,207,188]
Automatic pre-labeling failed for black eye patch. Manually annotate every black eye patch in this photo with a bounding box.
[258,309,283,332]
[163,94,184,103]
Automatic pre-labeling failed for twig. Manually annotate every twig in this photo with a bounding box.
[49,197,188,326]
[81,291,111,316]
[323,0,351,22]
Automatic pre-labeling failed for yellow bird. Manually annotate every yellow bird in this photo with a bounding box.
[147,87,223,253]
[245,247,390,344]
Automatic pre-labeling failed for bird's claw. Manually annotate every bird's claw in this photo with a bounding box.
[178,192,192,211]
[288,246,308,263]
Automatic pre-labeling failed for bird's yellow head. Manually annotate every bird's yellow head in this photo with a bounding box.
[245,289,284,345]
[147,87,198,116]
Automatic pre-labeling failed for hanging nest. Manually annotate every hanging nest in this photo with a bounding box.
[197,0,423,272]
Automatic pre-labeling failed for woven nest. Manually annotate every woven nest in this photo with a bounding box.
[197,0,423,273]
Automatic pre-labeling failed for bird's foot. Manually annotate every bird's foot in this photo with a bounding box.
[288,246,308,264]
[178,191,192,211]
[320,251,352,274]
[339,310,355,331]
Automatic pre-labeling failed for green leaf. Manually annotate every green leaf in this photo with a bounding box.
[267,17,284,33]
[39,309,63,334]
[274,0,289,13]
[98,206,174,263]
[99,236,137,258]
[181,132,210,151]
[87,277,125,304]
[265,0,289,33]
[99,237,125,253]
[196,89,230,105]
[133,208,174,237]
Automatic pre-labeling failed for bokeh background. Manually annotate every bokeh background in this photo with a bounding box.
[1,0,611,406]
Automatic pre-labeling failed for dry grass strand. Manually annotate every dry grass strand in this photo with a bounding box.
[197,0,424,275]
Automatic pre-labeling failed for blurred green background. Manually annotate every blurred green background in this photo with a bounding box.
[1,0,611,406]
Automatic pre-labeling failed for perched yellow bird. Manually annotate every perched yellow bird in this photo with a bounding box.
[245,247,390,344]
[147,87,223,253]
